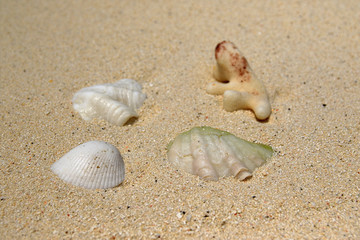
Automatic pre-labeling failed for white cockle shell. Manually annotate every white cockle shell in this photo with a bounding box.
[51,141,125,189]
[167,126,273,181]
[72,79,146,126]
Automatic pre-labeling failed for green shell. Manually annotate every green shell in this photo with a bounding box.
[167,126,273,181]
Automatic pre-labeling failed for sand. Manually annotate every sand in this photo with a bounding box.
[1,0,359,239]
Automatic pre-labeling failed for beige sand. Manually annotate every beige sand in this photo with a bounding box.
[1,0,359,239]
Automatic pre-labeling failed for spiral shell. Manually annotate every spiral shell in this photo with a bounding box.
[72,79,146,126]
[51,141,125,189]
[167,126,273,181]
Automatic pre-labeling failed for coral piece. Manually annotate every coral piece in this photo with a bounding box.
[51,141,125,189]
[72,79,146,126]
[167,126,273,181]
[206,41,271,120]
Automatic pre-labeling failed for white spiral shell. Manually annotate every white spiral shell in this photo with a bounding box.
[167,126,273,181]
[72,79,146,126]
[51,141,125,189]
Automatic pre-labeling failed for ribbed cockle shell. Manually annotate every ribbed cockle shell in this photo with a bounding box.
[51,141,125,189]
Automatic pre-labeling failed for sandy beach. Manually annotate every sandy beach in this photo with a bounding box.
[1,0,359,239]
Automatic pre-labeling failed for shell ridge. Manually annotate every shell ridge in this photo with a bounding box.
[114,152,124,187]
[113,79,142,91]
[100,151,115,189]
[74,146,102,188]
[93,96,137,125]
[234,140,269,168]
[54,150,89,186]
[72,154,93,187]
[203,134,227,177]
[112,88,139,106]
[223,135,259,171]
[72,92,100,120]
[190,128,218,180]
[112,106,137,126]
[104,146,119,189]
[129,91,146,110]
[219,137,251,179]
[87,153,103,189]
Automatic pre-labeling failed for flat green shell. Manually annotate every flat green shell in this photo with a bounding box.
[167,126,273,181]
